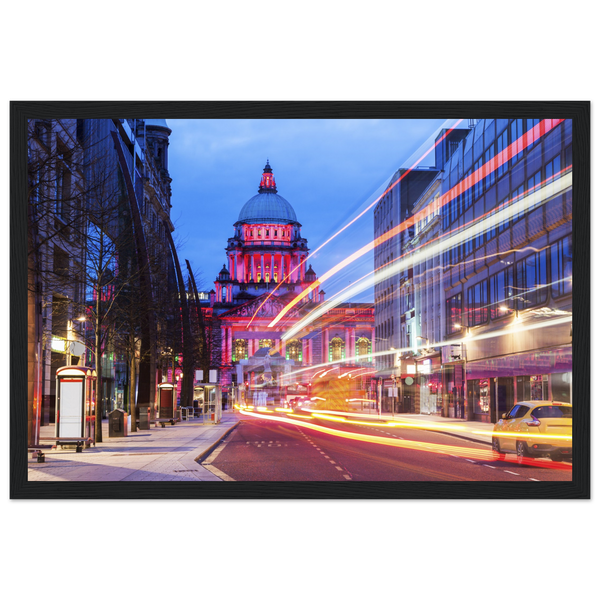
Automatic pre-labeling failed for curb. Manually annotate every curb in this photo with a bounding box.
[194,420,240,463]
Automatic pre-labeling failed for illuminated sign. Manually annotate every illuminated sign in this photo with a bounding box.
[51,337,67,353]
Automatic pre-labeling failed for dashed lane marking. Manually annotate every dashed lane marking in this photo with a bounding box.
[504,471,520,476]
[529,478,541,481]
[335,466,343,471]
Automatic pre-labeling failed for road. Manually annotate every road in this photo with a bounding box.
[201,413,573,482]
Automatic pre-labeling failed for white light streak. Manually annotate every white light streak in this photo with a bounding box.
[281,171,572,340]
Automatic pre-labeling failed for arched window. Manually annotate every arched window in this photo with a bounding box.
[259,339,274,349]
[329,336,345,362]
[286,339,302,362]
[355,337,372,362]
[233,339,248,362]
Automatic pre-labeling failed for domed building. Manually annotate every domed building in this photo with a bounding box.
[207,162,375,402]
[214,160,317,303]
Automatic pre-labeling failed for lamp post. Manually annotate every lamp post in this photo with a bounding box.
[66,316,86,366]
[390,347,401,416]
[416,336,429,413]
[450,326,468,419]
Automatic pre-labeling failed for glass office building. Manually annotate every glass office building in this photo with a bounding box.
[407,119,572,422]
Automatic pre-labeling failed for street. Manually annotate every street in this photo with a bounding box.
[201,413,573,482]
[19,114,581,500]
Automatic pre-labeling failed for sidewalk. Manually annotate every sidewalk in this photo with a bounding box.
[28,411,241,482]
[28,409,493,482]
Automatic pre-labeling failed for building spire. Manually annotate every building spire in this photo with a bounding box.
[258,159,277,193]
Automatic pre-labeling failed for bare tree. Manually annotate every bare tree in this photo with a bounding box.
[28,119,173,443]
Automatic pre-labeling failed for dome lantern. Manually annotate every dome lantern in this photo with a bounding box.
[235,161,299,225]
[258,159,277,193]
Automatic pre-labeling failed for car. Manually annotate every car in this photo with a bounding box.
[491,401,572,464]
[291,396,316,413]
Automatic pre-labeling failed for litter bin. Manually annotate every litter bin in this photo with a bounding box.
[138,405,151,430]
[109,409,128,437]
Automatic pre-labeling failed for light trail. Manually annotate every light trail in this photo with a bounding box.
[278,312,571,385]
[238,408,572,471]
[245,119,466,328]
[280,168,571,340]
[269,119,564,329]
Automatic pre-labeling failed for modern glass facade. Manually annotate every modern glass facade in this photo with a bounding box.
[407,118,572,422]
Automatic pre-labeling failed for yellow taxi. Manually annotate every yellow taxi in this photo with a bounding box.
[491,401,572,463]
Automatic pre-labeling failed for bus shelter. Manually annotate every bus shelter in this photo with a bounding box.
[194,384,222,424]
[55,366,96,443]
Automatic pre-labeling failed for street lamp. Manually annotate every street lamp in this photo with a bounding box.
[453,323,471,336]
[416,336,430,413]
[66,316,86,366]
[450,328,468,419]
[390,347,401,417]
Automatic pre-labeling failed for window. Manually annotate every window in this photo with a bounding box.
[506,405,529,419]
[511,184,525,223]
[474,218,485,250]
[532,405,572,419]
[463,169,473,210]
[329,337,345,362]
[490,267,515,319]
[445,293,462,335]
[232,339,248,362]
[510,119,524,165]
[497,196,510,233]
[526,118,541,148]
[544,154,562,199]
[467,280,488,327]
[496,127,509,178]
[259,339,274,349]
[55,166,70,220]
[463,235,473,258]
[515,250,548,310]
[442,195,450,230]
[473,157,483,199]
[486,208,497,242]
[484,144,496,190]
[526,170,542,216]
[286,340,302,362]
[550,235,572,298]
[356,337,372,362]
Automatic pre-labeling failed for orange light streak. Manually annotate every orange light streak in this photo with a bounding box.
[239,409,571,471]
[246,120,465,328]
[281,165,571,340]
[269,119,564,328]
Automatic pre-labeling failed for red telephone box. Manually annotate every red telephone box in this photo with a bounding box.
[55,366,96,442]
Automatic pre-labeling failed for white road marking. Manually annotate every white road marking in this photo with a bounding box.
[504,471,519,476]
[484,465,496,469]
[529,478,540,481]
[330,460,336,464]
[335,466,343,471]
[343,474,352,480]
[466,459,476,463]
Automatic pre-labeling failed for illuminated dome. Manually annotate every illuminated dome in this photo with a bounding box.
[236,161,299,225]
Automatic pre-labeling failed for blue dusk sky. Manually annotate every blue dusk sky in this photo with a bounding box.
[166,118,453,300]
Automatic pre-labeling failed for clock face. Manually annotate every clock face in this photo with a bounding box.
[404,377,414,386]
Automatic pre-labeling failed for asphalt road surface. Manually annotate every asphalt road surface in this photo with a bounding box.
[201,414,573,482]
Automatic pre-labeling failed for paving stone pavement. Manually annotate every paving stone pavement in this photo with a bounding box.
[27,412,241,482]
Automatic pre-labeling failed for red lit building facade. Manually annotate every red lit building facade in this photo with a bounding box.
[208,162,375,397]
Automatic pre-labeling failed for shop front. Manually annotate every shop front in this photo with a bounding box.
[416,355,442,415]
[466,346,572,423]
[441,344,466,419]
